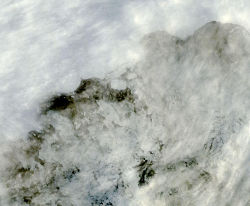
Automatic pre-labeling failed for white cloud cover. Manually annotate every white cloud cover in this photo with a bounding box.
[1,1,250,205]
[1,0,250,140]
[1,21,250,205]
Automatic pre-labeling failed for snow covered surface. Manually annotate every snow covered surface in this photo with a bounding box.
[1,1,250,206]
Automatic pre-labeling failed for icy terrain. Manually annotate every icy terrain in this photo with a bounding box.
[0,22,249,206]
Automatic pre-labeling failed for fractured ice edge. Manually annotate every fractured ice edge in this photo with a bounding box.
[1,21,250,205]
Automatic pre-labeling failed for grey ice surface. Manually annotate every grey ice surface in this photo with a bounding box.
[0,22,250,206]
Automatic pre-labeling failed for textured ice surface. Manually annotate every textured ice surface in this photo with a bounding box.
[1,22,250,206]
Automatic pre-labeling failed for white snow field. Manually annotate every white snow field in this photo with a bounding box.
[1,1,250,206]
[0,21,250,206]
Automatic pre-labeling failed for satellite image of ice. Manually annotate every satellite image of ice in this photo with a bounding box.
[0,1,250,206]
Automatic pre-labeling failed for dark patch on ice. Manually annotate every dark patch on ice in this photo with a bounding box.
[88,171,126,206]
[109,88,134,103]
[74,78,98,94]
[210,20,218,24]
[45,94,74,112]
[88,182,125,206]
[10,164,34,179]
[76,79,134,103]
[137,158,155,186]
[9,184,41,205]
[182,157,198,168]
[204,136,224,152]
[165,163,177,171]
[23,196,32,204]
[89,194,114,206]
[63,167,80,182]
[204,114,245,154]
[165,157,198,172]
[199,170,211,182]
[168,187,178,196]
[27,130,44,143]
